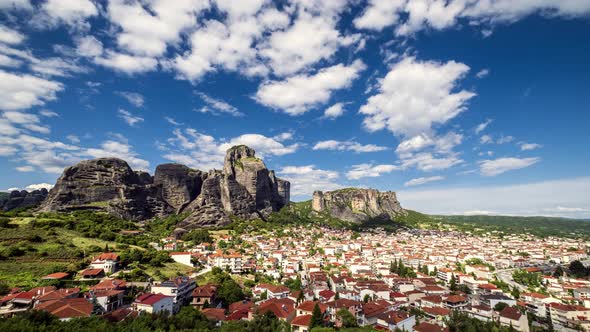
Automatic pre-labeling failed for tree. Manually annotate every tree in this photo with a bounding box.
[449,274,458,291]
[337,308,358,328]
[494,302,509,312]
[310,303,323,329]
[553,266,564,278]
[363,294,371,303]
[569,260,590,278]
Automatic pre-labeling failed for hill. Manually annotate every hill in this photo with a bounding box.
[433,214,590,239]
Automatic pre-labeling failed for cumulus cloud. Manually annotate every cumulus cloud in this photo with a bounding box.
[255,60,366,115]
[478,157,540,176]
[360,56,474,137]
[75,35,103,57]
[404,175,445,187]
[322,103,346,119]
[0,24,24,44]
[40,0,97,27]
[312,140,388,153]
[95,51,158,74]
[0,69,63,111]
[476,68,490,78]
[278,165,343,198]
[346,163,399,180]
[400,177,590,218]
[354,1,590,36]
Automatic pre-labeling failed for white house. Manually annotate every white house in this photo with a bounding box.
[133,293,173,314]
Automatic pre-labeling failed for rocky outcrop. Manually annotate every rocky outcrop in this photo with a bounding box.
[39,158,172,220]
[312,188,405,223]
[39,145,290,229]
[1,189,48,211]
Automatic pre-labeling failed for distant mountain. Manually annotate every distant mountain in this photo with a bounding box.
[431,214,590,238]
[0,189,48,212]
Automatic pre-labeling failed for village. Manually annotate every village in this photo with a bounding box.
[1,225,590,332]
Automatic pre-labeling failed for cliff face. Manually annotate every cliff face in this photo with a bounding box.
[312,188,404,223]
[1,189,48,211]
[39,145,290,229]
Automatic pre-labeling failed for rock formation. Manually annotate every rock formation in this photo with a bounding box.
[312,188,404,223]
[39,145,290,228]
[1,189,48,211]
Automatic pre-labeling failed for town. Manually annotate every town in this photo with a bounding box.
[2,223,589,332]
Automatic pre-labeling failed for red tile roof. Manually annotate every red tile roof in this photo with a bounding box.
[42,272,70,280]
[291,314,311,327]
[202,308,226,321]
[134,293,171,306]
[36,298,93,319]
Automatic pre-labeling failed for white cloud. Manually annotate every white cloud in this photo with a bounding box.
[15,165,34,172]
[106,0,209,57]
[66,134,80,144]
[116,91,145,107]
[396,132,462,155]
[95,50,158,74]
[322,103,346,119]
[41,0,97,26]
[399,177,590,218]
[478,157,540,176]
[346,163,399,180]
[0,0,31,10]
[404,175,445,187]
[25,183,53,191]
[0,24,24,44]
[519,142,543,151]
[0,69,63,111]
[117,109,144,127]
[496,135,514,144]
[354,1,590,36]
[476,68,489,78]
[278,165,342,198]
[475,119,492,134]
[85,138,149,170]
[196,92,243,117]
[255,60,366,115]
[39,109,58,117]
[360,57,475,137]
[259,12,360,76]
[163,128,299,170]
[164,116,182,126]
[480,134,493,144]
[75,35,103,57]
[313,140,388,153]
[0,54,21,67]
[401,152,463,172]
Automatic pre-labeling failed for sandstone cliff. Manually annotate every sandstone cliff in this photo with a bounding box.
[312,188,404,223]
[39,145,290,228]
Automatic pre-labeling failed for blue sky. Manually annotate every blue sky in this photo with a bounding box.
[1,0,589,218]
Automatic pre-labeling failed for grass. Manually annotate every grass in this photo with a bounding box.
[143,262,194,281]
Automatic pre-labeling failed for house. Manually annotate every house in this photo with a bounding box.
[443,295,469,310]
[254,284,290,300]
[80,268,105,279]
[414,322,449,332]
[227,300,253,321]
[41,272,70,280]
[89,253,120,273]
[521,292,559,318]
[375,310,416,331]
[151,276,196,312]
[359,301,389,326]
[0,286,56,312]
[89,279,126,314]
[254,298,296,322]
[291,314,312,332]
[498,306,530,332]
[202,308,226,327]
[296,301,327,316]
[210,252,243,273]
[192,284,218,308]
[35,298,93,321]
[549,303,590,331]
[35,288,80,305]
[324,298,362,326]
[133,293,174,314]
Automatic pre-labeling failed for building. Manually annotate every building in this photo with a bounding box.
[35,298,93,321]
[498,306,530,332]
[254,284,290,300]
[210,252,243,274]
[133,293,174,314]
[89,253,120,273]
[375,310,416,331]
[192,284,217,309]
[549,303,590,331]
[151,277,196,313]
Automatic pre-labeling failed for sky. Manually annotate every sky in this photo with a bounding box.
[0,0,589,218]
